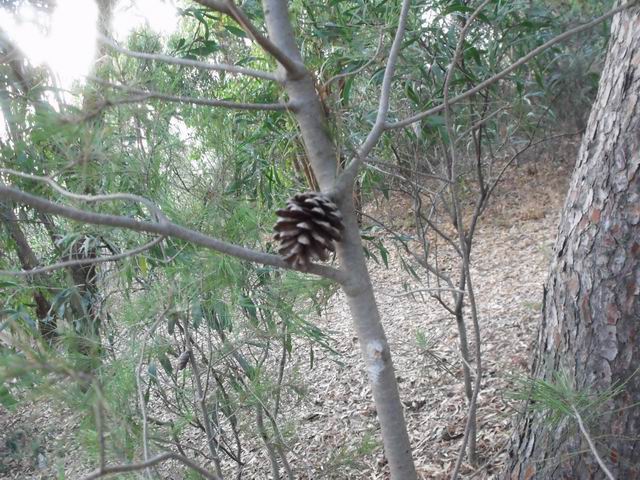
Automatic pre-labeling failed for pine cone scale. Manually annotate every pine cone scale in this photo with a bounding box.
[273,192,344,268]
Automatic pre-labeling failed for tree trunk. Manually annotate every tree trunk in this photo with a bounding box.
[505,6,640,479]
[261,1,417,478]
[0,202,57,341]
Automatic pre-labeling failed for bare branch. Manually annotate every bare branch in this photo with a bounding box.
[193,0,229,10]
[359,211,454,287]
[99,34,278,82]
[335,0,412,194]
[572,406,616,480]
[184,319,225,477]
[132,304,178,478]
[366,157,452,184]
[0,185,348,284]
[443,2,492,473]
[388,1,636,130]
[92,393,106,472]
[380,287,465,297]
[450,272,483,479]
[458,106,507,139]
[81,451,221,480]
[89,76,291,112]
[193,0,306,79]
[0,236,164,277]
[480,130,583,216]
[136,328,154,472]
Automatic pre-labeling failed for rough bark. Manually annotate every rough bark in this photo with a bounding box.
[261,1,417,478]
[505,6,640,479]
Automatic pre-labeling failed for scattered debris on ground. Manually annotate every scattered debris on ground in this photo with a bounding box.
[0,152,575,479]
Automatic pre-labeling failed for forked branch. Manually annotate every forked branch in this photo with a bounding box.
[194,0,306,78]
[334,0,412,195]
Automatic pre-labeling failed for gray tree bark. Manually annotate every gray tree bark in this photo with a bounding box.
[505,5,640,479]
[261,1,417,478]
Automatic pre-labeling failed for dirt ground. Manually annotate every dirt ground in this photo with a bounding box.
[0,144,577,479]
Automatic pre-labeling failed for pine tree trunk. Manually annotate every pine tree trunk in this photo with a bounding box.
[505,6,640,479]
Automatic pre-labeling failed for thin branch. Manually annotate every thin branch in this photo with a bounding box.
[367,157,453,184]
[0,235,164,277]
[458,106,507,139]
[450,263,483,479]
[480,130,583,216]
[88,76,291,111]
[99,34,277,82]
[255,405,281,480]
[93,393,106,472]
[184,320,225,477]
[194,0,305,79]
[136,304,174,478]
[359,211,454,287]
[0,185,348,283]
[81,452,221,480]
[193,0,228,10]
[363,162,439,196]
[380,287,465,297]
[322,33,385,90]
[572,406,616,480]
[136,332,152,475]
[388,1,636,129]
[442,2,492,473]
[1,168,166,221]
[59,95,153,124]
[335,0,412,195]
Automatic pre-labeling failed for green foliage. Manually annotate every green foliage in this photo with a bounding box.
[511,370,626,426]
[323,427,380,474]
[0,0,617,476]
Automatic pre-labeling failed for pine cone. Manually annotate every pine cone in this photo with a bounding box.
[274,192,344,269]
[176,350,191,371]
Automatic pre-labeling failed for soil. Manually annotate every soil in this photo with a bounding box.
[0,147,576,479]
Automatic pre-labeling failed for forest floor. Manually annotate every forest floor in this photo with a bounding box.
[0,142,577,479]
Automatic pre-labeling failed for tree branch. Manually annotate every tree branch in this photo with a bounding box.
[59,95,154,124]
[0,185,347,283]
[99,34,277,82]
[380,287,465,297]
[89,76,292,112]
[442,4,493,473]
[0,235,164,277]
[334,0,412,195]
[184,319,225,477]
[322,32,385,90]
[572,406,616,480]
[193,0,306,79]
[81,451,221,480]
[1,168,166,221]
[388,0,636,129]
